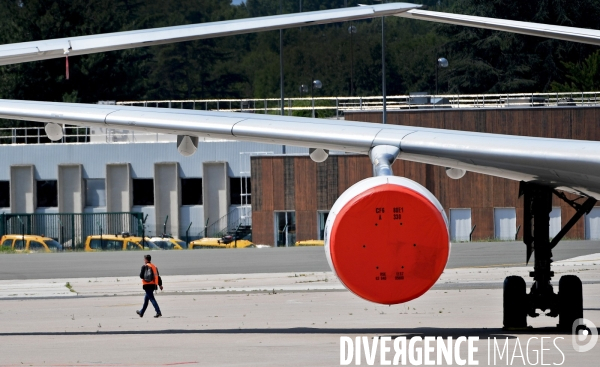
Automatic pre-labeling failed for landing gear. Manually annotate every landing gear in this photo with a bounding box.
[503,276,527,328]
[502,182,596,330]
[558,275,583,330]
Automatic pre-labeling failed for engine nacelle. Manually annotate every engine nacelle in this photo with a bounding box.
[45,123,64,141]
[324,176,450,305]
[177,135,199,157]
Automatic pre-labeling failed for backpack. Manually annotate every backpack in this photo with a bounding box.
[143,264,154,283]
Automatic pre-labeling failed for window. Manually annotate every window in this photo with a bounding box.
[45,240,63,251]
[1,238,13,247]
[494,208,517,240]
[29,241,44,251]
[152,240,172,249]
[450,209,472,242]
[275,211,296,247]
[126,241,141,250]
[143,241,159,250]
[14,239,25,250]
[230,177,251,205]
[317,211,329,240]
[90,239,122,250]
[85,179,106,207]
[89,239,102,249]
[37,180,58,207]
[0,181,9,207]
[181,178,202,205]
[133,179,154,206]
[104,240,122,251]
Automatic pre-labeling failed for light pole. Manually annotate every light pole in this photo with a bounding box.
[311,80,322,118]
[374,0,387,124]
[280,0,284,116]
[381,15,386,124]
[436,57,448,95]
[280,0,285,154]
[348,25,357,96]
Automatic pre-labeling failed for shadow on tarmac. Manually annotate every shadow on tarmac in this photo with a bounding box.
[0,326,592,337]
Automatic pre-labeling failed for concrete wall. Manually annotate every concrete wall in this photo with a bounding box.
[154,162,180,237]
[0,142,307,180]
[106,163,131,212]
[58,164,83,213]
[10,165,35,213]
[203,162,229,233]
[180,205,204,238]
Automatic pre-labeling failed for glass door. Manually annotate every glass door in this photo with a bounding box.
[275,212,296,247]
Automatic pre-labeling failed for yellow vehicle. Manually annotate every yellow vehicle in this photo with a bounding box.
[0,234,63,252]
[189,236,254,249]
[147,236,185,250]
[295,240,324,246]
[84,233,157,252]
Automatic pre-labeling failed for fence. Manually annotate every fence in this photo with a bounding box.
[0,212,144,250]
[117,91,600,116]
[2,92,600,144]
[0,126,89,145]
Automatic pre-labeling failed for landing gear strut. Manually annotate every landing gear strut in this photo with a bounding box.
[503,182,596,330]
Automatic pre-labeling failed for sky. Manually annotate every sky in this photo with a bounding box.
[232,0,245,4]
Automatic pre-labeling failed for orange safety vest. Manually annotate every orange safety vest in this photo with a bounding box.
[142,263,159,286]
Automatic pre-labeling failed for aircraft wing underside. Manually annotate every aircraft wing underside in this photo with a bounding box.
[1,99,600,199]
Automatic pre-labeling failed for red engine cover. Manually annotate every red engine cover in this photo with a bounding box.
[327,178,449,305]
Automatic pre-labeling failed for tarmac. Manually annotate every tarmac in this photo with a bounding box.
[1,240,599,280]
[0,254,599,366]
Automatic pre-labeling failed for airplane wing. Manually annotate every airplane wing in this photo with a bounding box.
[3,4,600,67]
[1,98,599,200]
[396,9,600,46]
[0,3,420,66]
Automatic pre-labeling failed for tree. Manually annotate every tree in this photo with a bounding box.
[0,0,150,103]
[551,50,600,92]
[438,0,600,93]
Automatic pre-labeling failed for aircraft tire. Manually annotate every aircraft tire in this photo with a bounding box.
[557,275,583,331]
[503,275,527,329]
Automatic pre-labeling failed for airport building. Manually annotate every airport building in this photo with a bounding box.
[0,132,307,241]
[1,94,600,246]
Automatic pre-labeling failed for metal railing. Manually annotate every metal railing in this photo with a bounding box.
[2,91,600,144]
[118,91,600,114]
[0,126,90,145]
[0,212,144,250]
[203,206,252,238]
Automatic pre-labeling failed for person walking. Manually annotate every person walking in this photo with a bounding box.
[136,254,163,318]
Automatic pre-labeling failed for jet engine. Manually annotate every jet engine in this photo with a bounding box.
[324,176,450,305]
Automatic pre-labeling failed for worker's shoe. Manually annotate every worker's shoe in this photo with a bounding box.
[136,310,143,318]
[154,313,162,318]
